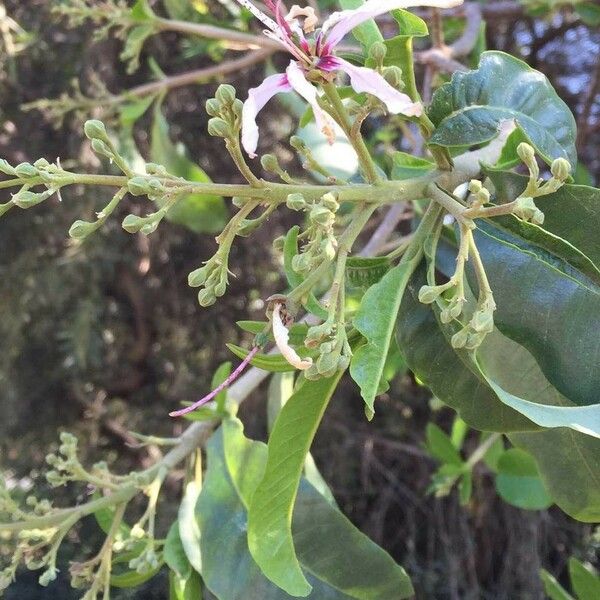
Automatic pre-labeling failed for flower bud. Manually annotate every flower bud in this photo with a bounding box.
[0,159,15,176]
[451,327,469,349]
[84,119,108,141]
[383,66,403,89]
[286,193,306,211]
[69,220,99,240]
[12,190,46,208]
[207,118,230,138]
[317,351,339,375]
[198,288,217,307]
[465,332,486,350]
[470,309,494,334]
[320,192,339,212]
[34,158,51,169]
[232,98,244,120]
[122,214,146,233]
[310,205,334,226]
[369,41,387,66]
[418,285,440,304]
[261,154,280,172]
[127,176,152,196]
[550,157,571,181]
[14,162,38,178]
[214,279,227,297]
[205,98,221,117]
[215,84,236,106]
[516,142,535,164]
[468,180,482,194]
[91,138,112,158]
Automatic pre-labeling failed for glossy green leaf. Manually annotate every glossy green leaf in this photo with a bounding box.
[165,521,192,581]
[237,320,309,347]
[494,448,552,510]
[429,52,577,166]
[485,169,600,267]
[472,219,600,409]
[248,374,343,596]
[151,106,227,234]
[425,423,463,466]
[197,418,413,600]
[169,570,203,600]
[351,260,419,415]
[569,557,600,600]
[383,10,428,71]
[110,564,162,588]
[541,570,575,600]
[391,152,435,181]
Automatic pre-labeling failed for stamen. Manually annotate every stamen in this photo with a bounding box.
[233,0,279,33]
[169,346,260,417]
[286,6,318,34]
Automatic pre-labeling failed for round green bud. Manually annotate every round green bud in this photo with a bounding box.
[0,158,16,176]
[198,288,217,307]
[205,98,221,117]
[84,119,108,141]
[214,279,227,297]
[383,66,403,89]
[122,214,146,233]
[215,84,236,106]
[310,205,334,226]
[470,310,494,334]
[320,192,339,212]
[14,162,38,178]
[468,180,483,194]
[127,176,151,196]
[289,136,306,151]
[261,154,280,172]
[516,142,535,164]
[207,117,230,138]
[322,239,337,261]
[231,98,244,119]
[418,285,440,305]
[465,332,486,351]
[286,193,306,211]
[69,220,98,240]
[188,266,210,288]
[33,158,50,169]
[91,138,112,157]
[450,328,469,349]
[550,157,571,181]
[369,41,387,64]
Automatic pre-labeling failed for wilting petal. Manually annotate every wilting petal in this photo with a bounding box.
[286,60,336,144]
[272,303,313,370]
[321,0,463,51]
[324,56,422,117]
[242,72,292,157]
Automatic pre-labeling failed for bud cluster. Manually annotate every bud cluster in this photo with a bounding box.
[290,192,339,277]
[450,296,496,351]
[206,84,243,141]
[303,323,351,380]
[188,253,230,308]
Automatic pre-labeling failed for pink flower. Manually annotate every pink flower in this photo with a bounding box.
[235,0,463,157]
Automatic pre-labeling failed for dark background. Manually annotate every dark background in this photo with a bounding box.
[1,1,599,598]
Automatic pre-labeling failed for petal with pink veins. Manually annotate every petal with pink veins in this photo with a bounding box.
[321,0,463,51]
[286,61,336,145]
[241,72,292,158]
[325,56,422,117]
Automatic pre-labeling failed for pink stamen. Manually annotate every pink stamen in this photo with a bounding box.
[275,0,294,38]
[169,346,260,417]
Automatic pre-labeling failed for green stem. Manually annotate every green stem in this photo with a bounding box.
[427,184,470,223]
[321,82,380,184]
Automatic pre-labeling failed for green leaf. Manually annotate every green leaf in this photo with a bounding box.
[346,256,391,289]
[383,10,428,71]
[131,0,155,21]
[110,565,163,588]
[575,2,600,26]
[165,521,192,581]
[425,423,463,466]
[197,418,414,599]
[119,94,156,127]
[569,558,600,600]
[237,320,309,347]
[351,260,419,415]
[338,0,384,52]
[179,481,202,573]
[248,374,343,596]
[227,343,311,373]
[391,152,435,181]
[164,0,196,20]
[485,170,600,267]
[541,569,575,600]
[429,51,577,166]
[267,372,295,432]
[471,219,600,410]
[494,448,552,510]
[150,105,227,234]
[391,9,428,38]
[169,570,203,600]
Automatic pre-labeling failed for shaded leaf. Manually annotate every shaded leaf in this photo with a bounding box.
[429,52,577,166]
[541,569,575,600]
[569,557,600,600]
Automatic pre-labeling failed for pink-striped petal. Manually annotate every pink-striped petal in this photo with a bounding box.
[286,60,336,145]
[321,0,463,51]
[324,56,422,116]
[242,72,292,158]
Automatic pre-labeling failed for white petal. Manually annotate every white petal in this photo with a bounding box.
[242,72,292,157]
[286,61,336,145]
[272,303,313,370]
[322,0,463,50]
[329,57,422,116]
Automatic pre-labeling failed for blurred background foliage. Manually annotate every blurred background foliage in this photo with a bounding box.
[0,1,599,598]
